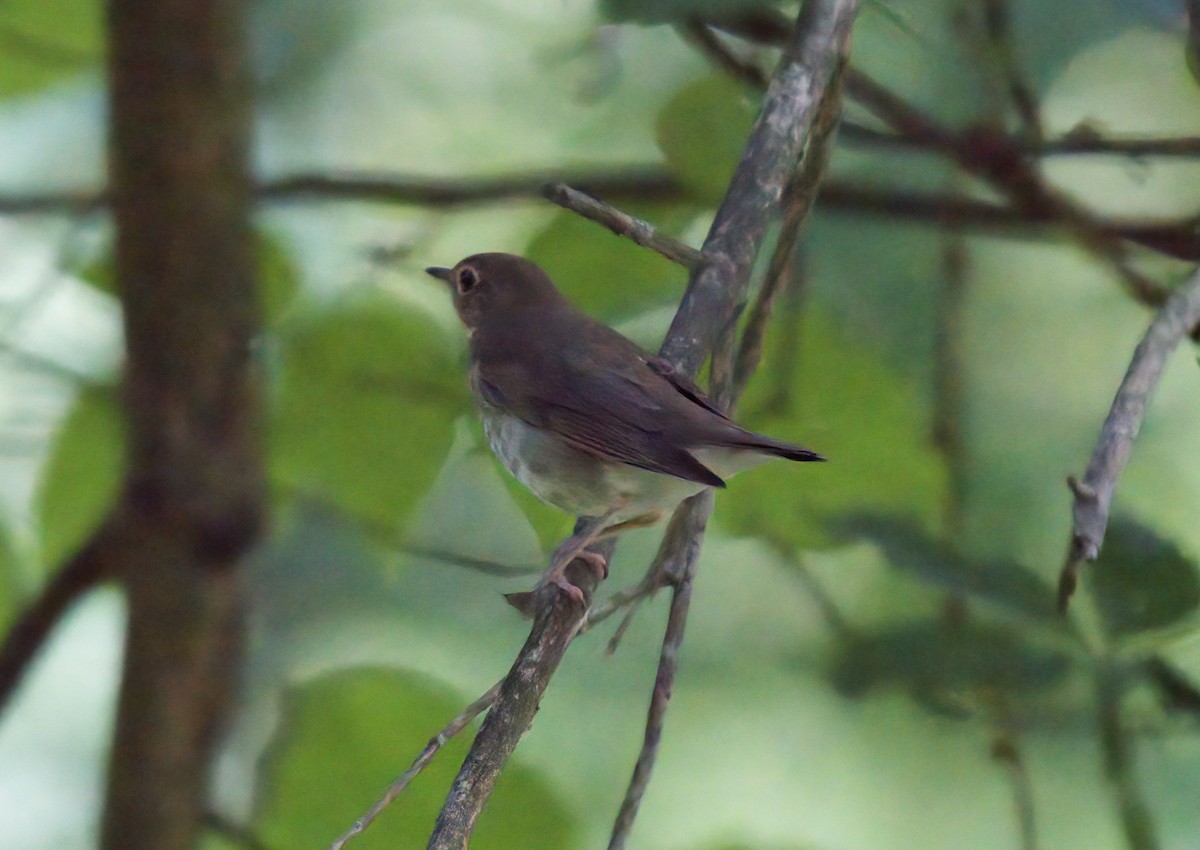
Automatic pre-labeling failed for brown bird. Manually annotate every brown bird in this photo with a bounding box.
[426,253,822,604]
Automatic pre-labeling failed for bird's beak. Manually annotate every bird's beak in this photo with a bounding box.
[425,266,454,284]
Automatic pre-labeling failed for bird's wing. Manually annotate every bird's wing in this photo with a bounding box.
[475,325,727,487]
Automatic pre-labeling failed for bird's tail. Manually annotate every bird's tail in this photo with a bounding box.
[718,431,825,463]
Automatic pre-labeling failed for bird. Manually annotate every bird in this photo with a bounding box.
[426,252,822,605]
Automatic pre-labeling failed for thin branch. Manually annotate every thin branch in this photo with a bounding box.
[678,19,770,88]
[397,544,539,577]
[980,0,1043,141]
[0,168,684,217]
[262,168,685,208]
[329,682,502,850]
[817,182,1200,261]
[2,171,1196,261]
[426,537,614,850]
[991,734,1039,850]
[933,225,969,536]
[607,491,712,850]
[733,57,843,395]
[841,122,1200,159]
[542,183,707,270]
[0,526,115,714]
[203,811,276,850]
[843,68,1170,306]
[1058,264,1200,611]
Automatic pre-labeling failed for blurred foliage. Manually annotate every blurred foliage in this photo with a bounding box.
[34,385,122,570]
[0,520,20,630]
[270,295,469,532]
[526,204,692,319]
[720,310,946,550]
[0,0,101,97]
[830,621,1072,709]
[832,513,1060,624]
[1092,517,1200,639]
[3,1,1200,850]
[657,74,758,204]
[254,668,573,850]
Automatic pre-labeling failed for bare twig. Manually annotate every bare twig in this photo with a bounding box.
[817,182,1200,262]
[329,682,502,850]
[843,68,1170,306]
[1058,265,1200,611]
[678,19,770,88]
[933,226,969,536]
[542,183,707,270]
[607,491,712,850]
[733,58,843,396]
[980,0,1043,141]
[840,122,1200,159]
[203,811,276,850]
[2,171,1196,261]
[991,734,1038,850]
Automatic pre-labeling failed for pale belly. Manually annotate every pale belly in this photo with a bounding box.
[481,408,769,521]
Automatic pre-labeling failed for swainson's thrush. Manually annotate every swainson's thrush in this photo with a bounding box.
[426,253,822,604]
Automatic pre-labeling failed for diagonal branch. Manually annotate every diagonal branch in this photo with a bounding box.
[542,183,707,270]
[1058,264,1200,611]
[0,522,118,713]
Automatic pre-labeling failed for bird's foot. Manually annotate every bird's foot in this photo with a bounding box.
[540,543,608,606]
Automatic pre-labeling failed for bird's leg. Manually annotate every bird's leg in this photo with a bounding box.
[593,510,663,540]
[539,507,624,605]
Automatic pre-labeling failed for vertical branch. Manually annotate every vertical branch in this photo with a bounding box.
[1097,664,1161,850]
[100,1,265,848]
[980,0,1043,140]
[606,491,712,850]
[933,227,969,536]
[608,5,857,849]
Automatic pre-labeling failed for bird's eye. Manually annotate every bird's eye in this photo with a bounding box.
[457,268,478,293]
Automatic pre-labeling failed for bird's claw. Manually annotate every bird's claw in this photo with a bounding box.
[540,549,609,606]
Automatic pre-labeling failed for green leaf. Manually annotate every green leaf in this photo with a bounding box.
[254,668,575,850]
[832,514,1060,623]
[657,74,758,204]
[525,207,691,320]
[77,231,299,324]
[270,296,468,532]
[718,310,946,550]
[1092,517,1200,638]
[0,520,23,630]
[831,621,1072,706]
[602,0,785,25]
[35,385,123,569]
[0,0,102,98]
